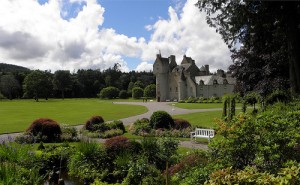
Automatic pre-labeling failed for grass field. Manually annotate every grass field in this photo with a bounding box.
[0,99,147,134]
[173,111,222,128]
[173,103,224,109]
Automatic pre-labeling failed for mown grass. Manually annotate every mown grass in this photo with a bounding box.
[0,99,147,134]
[173,111,222,128]
[173,103,223,109]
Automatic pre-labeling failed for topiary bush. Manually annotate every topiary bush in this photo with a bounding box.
[99,86,120,99]
[85,116,105,131]
[26,118,62,142]
[173,118,191,130]
[132,87,144,99]
[150,111,174,129]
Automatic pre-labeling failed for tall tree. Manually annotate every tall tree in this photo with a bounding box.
[23,70,53,101]
[196,1,300,95]
[0,74,21,99]
[53,70,72,99]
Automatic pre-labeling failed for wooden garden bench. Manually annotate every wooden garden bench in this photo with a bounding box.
[190,128,215,142]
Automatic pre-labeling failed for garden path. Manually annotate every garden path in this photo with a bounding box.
[0,102,221,150]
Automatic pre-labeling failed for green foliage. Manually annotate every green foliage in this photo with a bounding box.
[150,110,174,129]
[133,80,144,88]
[143,84,156,98]
[68,141,110,183]
[131,87,143,99]
[124,156,164,185]
[85,116,105,131]
[205,165,300,185]
[23,70,53,101]
[84,119,125,138]
[0,92,6,100]
[118,90,128,99]
[61,125,79,142]
[129,118,151,136]
[245,92,260,110]
[26,118,62,143]
[266,90,291,105]
[53,70,72,99]
[210,107,300,172]
[99,86,120,99]
[170,150,210,185]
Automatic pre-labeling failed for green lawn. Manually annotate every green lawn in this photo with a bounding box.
[173,111,222,128]
[173,102,242,110]
[173,103,223,109]
[0,99,147,134]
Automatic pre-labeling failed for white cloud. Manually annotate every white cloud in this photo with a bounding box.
[141,0,231,72]
[0,0,231,73]
[0,0,139,71]
[135,61,153,72]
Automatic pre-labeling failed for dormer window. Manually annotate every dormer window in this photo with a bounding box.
[223,79,228,84]
[213,79,218,85]
[199,80,204,85]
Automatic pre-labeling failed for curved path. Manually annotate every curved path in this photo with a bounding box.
[0,102,221,150]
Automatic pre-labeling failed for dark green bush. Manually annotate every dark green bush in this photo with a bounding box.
[132,87,143,99]
[150,111,174,129]
[26,118,62,142]
[108,120,125,133]
[119,90,128,99]
[173,118,191,130]
[85,116,105,131]
[99,86,120,99]
[129,119,152,135]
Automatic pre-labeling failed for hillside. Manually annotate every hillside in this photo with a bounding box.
[0,63,30,72]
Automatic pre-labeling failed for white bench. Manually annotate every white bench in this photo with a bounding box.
[190,128,215,142]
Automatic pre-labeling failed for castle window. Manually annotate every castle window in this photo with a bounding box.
[175,87,178,92]
[223,79,228,84]
[170,87,172,92]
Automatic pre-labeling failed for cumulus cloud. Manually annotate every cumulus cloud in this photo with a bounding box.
[0,0,231,72]
[0,0,142,71]
[140,0,231,72]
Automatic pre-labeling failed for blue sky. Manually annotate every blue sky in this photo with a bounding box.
[0,0,231,72]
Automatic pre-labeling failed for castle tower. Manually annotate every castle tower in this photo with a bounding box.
[153,54,169,102]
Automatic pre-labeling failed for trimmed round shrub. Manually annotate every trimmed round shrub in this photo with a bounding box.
[143,84,156,98]
[150,111,174,129]
[119,90,128,99]
[173,118,191,130]
[99,86,120,99]
[85,116,105,131]
[132,87,144,99]
[26,118,62,142]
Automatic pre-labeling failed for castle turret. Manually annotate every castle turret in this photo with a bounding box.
[153,54,170,102]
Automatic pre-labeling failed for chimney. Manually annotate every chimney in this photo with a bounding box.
[169,55,175,63]
[205,65,209,75]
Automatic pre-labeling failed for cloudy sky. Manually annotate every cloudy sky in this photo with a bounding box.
[0,0,231,72]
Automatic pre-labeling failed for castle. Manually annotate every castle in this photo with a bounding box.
[153,54,236,102]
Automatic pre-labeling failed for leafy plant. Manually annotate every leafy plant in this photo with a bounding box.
[150,111,174,129]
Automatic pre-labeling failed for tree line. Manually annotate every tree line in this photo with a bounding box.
[0,63,155,101]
